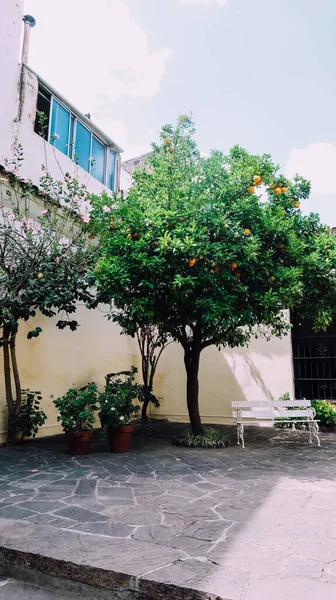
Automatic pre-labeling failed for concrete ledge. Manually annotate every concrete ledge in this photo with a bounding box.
[0,519,222,600]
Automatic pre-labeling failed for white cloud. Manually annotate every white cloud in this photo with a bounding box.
[181,0,228,6]
[24,0,172,140]
[286,143,336,195]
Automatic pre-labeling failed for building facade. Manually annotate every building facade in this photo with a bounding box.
[0,1,295,444]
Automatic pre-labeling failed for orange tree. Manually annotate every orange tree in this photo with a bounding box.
[89,116,336,435]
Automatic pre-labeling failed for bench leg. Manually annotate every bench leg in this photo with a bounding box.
[308,421,313,444]
[237,423,245,449]
[309,421,321,447]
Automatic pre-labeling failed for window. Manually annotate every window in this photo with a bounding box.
[34,84,117,190]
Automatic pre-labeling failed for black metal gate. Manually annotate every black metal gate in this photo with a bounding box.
[291,312,336,400]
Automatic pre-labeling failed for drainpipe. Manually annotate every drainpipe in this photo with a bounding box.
[21,14,36,65]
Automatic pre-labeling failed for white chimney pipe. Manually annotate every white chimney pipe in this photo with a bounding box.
[21,15,36,65]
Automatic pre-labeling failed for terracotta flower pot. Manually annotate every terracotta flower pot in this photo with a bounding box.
[107,425,134,453]
[66,431,93,455]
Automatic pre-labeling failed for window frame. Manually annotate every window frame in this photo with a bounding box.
[36,86,116,191]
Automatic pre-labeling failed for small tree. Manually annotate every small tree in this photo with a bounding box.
[90,116,336,435]
[136,325,170,420]
[0,145,95,444]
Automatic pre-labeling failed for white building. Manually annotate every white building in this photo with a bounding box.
[0,3,122,196]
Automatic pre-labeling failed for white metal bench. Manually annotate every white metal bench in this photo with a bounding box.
[232,399,321,448]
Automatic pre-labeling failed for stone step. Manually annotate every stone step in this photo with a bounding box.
[0,519,221,600]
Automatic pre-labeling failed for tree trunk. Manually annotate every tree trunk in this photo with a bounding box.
[2,328,18,445]
[2,327,14,414]
[184,345,203,435]
[141,395,150,421]
[10,333,22,414]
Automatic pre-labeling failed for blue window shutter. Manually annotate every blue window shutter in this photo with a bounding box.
[75,121,91,173]
[107,150,116,191]
[50,99,70,156]
[91,137,105,184]
[68,116,75,159]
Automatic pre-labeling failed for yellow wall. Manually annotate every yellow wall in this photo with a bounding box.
[0,307,139,443]
[0,306,294,443]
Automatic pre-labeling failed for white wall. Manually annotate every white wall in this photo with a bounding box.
[0,0,24,164]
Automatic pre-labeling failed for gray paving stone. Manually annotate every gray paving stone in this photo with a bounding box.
[283,555,324,579]
[244,576,336,600]
[71,521,133,537]
[133,525,182,544]
[143,559,249,600]
[1,423,336,599]
[52,506,108,523]
[75,480,97,496]
[0,506,36,520]
[16,500,65,513]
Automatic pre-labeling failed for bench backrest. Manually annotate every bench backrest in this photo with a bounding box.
[232,399,313,420]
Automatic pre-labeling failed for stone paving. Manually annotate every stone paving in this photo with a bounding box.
[1,423,336,599]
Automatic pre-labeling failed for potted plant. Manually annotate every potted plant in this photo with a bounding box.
[54,383,99,455]
[99,367,140,453]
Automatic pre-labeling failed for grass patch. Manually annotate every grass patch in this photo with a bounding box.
[172,427,231,448]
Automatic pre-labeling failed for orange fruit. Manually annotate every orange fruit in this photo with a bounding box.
[168,147,174,154]
[214,264,220,272]
[188,258,196,267]
[274,187,282,195]
[37,272,44,279]
[278,243,285,249]
[281,187,288,193]
[253,175,262,185]
[271,276,276,281]
[248,186,255,194]
[243,228,251,235]
[270,184,276,189]
[164,138,171,145]
[110,221,115,227]
[88,233,93,239]
[295,201,300,208]
[235,271,241,279]
[231,262,238,269]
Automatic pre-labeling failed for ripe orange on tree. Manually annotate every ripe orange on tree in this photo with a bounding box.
[274,187,282,195]
[253,175,262,185]
[231,262,238,269]
[248,186,255,194]
[188,258,196,267]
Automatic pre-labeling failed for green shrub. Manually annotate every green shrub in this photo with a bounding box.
[172,427,231,448]
[99,367,140,428]
[16,389,47,441]
[311,400,336,427]
[54,383,99,432]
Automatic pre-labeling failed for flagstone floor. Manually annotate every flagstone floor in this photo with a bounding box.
[1,423,336,599]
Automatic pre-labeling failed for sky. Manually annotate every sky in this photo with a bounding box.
[24,0,336,224]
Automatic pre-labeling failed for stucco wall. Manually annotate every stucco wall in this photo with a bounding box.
[0,307,139,443]
[152,329,294,423]
[0,1,23,165]
[0,306,294,443]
